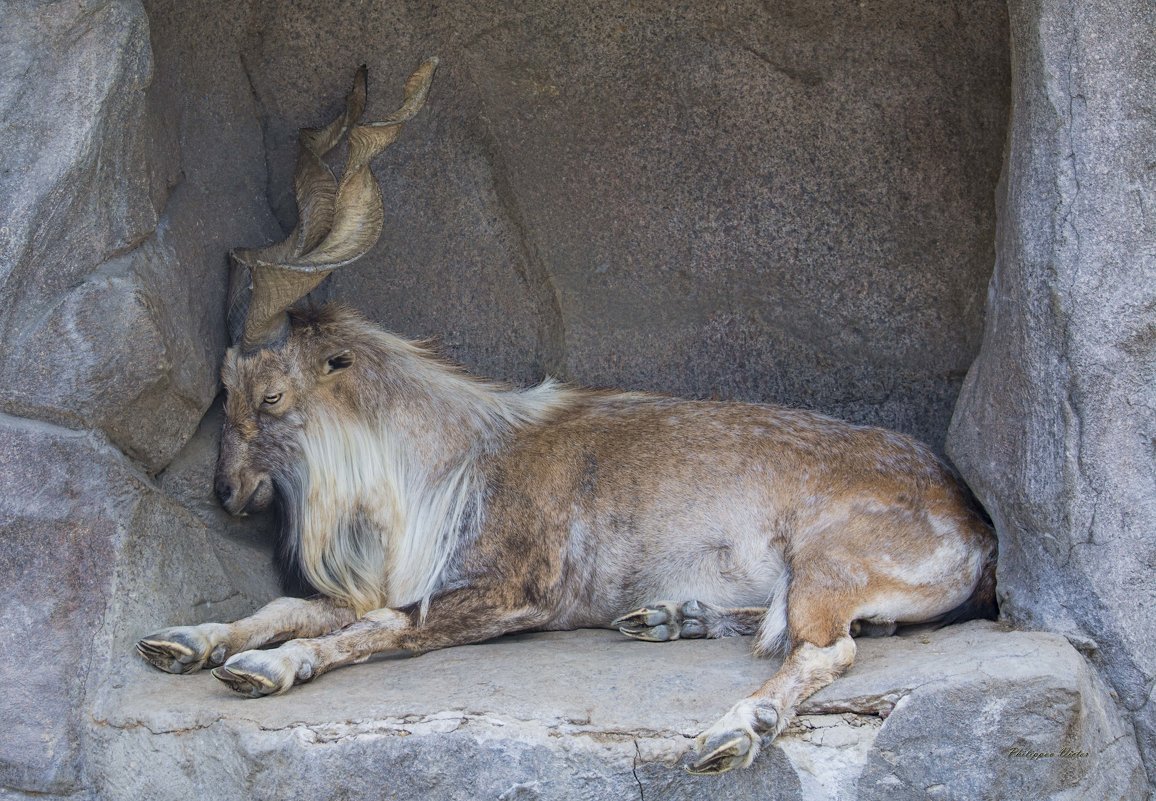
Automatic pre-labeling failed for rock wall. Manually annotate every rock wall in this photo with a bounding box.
[947,0,1156,787]
[0,0,280,472]
[0,414,274,796]
[247,0,1010,447]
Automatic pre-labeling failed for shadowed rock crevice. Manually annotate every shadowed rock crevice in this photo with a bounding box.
[0,0,1009,469]
[237,0,1008,447]
[459,53,569,379]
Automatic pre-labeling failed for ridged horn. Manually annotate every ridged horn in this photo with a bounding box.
[227,57,439,351]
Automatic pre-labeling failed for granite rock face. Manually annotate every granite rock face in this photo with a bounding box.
[946,0,1156,784]
[246,0,1010,450]
[0,0,278,472]
[87,623,1146,801]
[0,4,280,793]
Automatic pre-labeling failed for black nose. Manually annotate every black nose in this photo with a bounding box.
[216,478,235,506]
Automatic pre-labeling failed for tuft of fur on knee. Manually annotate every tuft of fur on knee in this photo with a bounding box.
[753,568,791,657]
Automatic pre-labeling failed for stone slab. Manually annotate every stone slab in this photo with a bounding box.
[89,622,1145,800]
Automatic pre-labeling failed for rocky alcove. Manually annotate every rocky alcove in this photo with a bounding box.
[1,1,1152,799]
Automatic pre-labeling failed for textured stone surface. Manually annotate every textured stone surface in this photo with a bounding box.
[87,622,1144,800]
[0,0,278,472]
[946,0,1156,786]
[243,0,1009,449]
[0,415,269,797]
[0,0,161,317]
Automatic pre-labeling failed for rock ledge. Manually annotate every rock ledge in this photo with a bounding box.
[87,621,1144,801]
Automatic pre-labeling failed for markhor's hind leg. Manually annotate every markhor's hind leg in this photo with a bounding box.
[689,581,857,775]
[850,620,898,638]
[614,600,766,642]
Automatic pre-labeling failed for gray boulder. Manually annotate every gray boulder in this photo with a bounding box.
[947,0,1156,781]
[0,416,271,796]
[0,0,278,472]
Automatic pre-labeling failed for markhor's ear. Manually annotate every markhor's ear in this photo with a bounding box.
[322,349,355,376]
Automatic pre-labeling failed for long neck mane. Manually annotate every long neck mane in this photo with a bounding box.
[280,329,576,616]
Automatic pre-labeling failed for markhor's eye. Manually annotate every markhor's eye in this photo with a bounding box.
[262,392,283,405]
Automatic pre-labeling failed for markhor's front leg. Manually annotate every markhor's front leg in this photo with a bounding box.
[137,596,356,675]
[212,589,549,697]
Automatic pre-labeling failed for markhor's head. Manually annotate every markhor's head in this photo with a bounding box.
[216,307,369,515]
[213,60,437,516]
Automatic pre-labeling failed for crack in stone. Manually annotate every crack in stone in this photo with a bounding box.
[236,46,276,236]
[709,34,825,88]
[632,739,646,801]
[799,691,904,719]
[458,53,568,381]
[99,706,703,750]
[90,713,228,737]
[192,591,244,614]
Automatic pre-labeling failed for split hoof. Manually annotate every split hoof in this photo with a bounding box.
[613,600,709,642]
[137,625,227,674]
[688,700,775,775]
[212,647,310,697]
[688,729,758,775]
